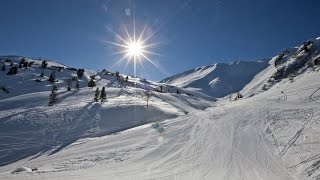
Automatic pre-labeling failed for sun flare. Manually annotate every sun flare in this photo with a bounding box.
[104,23,163,77]
[126,40,143,57]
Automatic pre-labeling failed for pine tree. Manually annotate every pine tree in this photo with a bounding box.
[7,66,18,75]
[1,63,5,71]
[48,85,58,106]
[145,91,151,107]
[87,78,96,87]
[94,87,100,102]
[48,72,55,83]
[100,87,107,102]
[42,60,48,68]
[13,66,18,74]
[77,69,84,78]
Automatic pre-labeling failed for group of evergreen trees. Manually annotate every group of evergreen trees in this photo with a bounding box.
[41,60,48,68]
[77,69,85,78]
[18,58,33,68]
[94,87,107,102]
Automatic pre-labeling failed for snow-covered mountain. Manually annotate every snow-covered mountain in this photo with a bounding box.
[160,60,269,98]
[1,37,320,180]
[242,37,320,97]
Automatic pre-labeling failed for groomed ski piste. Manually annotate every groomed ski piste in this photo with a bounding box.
[0,37,320,179]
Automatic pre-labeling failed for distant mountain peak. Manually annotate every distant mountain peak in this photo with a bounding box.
[160,59,269,98]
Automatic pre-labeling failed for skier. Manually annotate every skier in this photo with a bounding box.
[100,87,107,102]
[94,87,100,102]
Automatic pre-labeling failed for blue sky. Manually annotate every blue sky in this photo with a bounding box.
[0,0,319,80]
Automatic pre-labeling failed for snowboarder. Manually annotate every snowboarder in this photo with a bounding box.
[94,87,100,102]
[100,87,107,102]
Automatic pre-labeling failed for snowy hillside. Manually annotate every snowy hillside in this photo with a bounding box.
[160,60,269,98]
[1,37,320,180]
[0,55,214,166]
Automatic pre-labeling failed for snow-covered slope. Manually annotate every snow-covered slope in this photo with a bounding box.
[0,56,214,167]
[1,37,320,180]
[1,62,320,179]
[160,60,269,98]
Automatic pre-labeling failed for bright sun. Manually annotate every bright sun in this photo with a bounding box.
[127,41,143,57]
[104,24,162,76]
